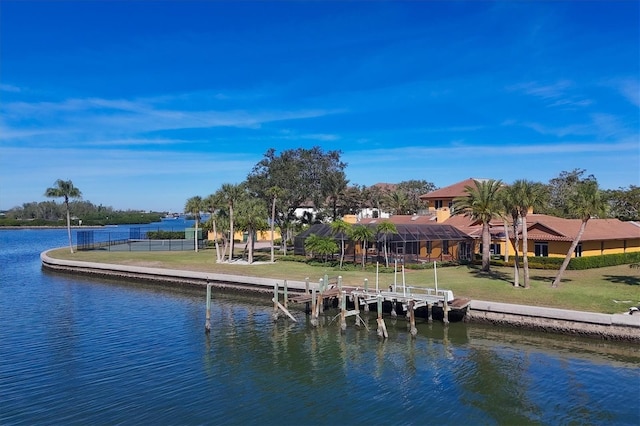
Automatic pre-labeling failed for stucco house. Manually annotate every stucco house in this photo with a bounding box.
[419,178,640,259]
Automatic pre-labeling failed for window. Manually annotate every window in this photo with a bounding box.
[442,240,449,254]
[426,241,432,254]
[479,243,501,255]
[535,242,548,257]
[434,200,443,209]
[574,243,582,257]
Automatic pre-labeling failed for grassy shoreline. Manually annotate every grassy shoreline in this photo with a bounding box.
[47,248,640,315]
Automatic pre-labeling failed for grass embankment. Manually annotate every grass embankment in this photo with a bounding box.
[48,248,640,314]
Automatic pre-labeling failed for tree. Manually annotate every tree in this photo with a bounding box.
[376,221,398,267]
[204,193,224,262]
[511,180,546,289]
[246,147,347,255]
[323,172,349,221]
[385,191,409,215]
[543,168,594,217]
[452,179,503,272]
[44,179,82,253]
[499,185,521,287]
[603,186,640,221]
[396,180,436,213]
[552,180,606,288]
[235,198,268,264]
[350,225,374,269]
[304,234,338,263]
[266,186,284,263]
[330,219,352,269]
[184,196,203,252]
[219,183,245,262]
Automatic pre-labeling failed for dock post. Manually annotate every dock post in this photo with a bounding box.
[427,303,433,324]
[443,297,449,325]
[363,279,370,312]
[205,282,212,333]
[391,300,397,318]
[340,291,347,332]
[305,277,310,294]
[338,275,342,291]
[319,277,325,314]
[354,295,361,327]
[311,288,318,327]
[284,279,288,309]
[273,282,279,321]
[376,294,388,339]
[408,300,417,337]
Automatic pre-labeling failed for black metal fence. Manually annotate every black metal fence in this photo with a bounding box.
[76,228,205,252]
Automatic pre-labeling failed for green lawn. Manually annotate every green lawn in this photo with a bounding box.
[48,248,640,314]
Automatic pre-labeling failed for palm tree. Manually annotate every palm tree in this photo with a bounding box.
[219,183,245,262]
[552,180,605,288]
[235,198,268,264]
[376,221,398,267]
[499,185,521,287]
[385,191,409,215]
[185,196,203,252]
[452,179,503,272]
[350,225,374,269]
[44,179,82,253]
[204,193,223,262]
[511,180,546,288]
[266,186,284,263]
[330,219,352,269]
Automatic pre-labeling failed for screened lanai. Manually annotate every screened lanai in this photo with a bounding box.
[294,222,473,263]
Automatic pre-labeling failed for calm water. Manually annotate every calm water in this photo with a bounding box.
[1,225,639,425]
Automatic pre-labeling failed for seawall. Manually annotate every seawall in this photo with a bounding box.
[41,250,640,342]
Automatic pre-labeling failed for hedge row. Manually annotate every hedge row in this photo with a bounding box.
[490,252,640,270]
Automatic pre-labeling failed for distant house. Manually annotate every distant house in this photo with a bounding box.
[419,178,489,222]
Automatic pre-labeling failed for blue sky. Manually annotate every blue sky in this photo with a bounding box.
[1,1,638,213]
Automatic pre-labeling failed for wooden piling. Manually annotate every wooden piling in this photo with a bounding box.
[311,287,318,327]
[340,291,347,332]
[408,300,417,337]
[427,302,433,324]
[205,282,212,333]
[443,297,449,325]
[273,282,279,321]
[376,295,388,339]
[283,279,288,309]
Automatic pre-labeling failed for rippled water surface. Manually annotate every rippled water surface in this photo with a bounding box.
[1,226,639,425]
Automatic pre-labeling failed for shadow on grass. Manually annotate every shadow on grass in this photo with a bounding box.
[466,264,512,284]
[603,275,640,286]
[530,275,574,284]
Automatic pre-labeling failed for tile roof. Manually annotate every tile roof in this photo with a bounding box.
[419,178,489,200]
[444,213,640,242]
[525,214,640,242]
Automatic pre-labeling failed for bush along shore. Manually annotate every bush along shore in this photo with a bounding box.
[41,249,640,342]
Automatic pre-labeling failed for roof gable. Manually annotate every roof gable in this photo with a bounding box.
[419,178,489,200]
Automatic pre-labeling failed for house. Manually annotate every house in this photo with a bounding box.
[423,178,640,259]
[419,178,489,222]
[294,215,473,263]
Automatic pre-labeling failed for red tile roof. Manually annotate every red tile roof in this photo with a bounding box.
[444,213,640,242]
[419,178,489,200]
[525,214,640,242]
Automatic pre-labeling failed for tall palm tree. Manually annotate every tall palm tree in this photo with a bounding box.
[330,219,352,269]
[452,179,503,272]
[386,191,409,215]
[266,186,284,263]
[219,183,245,262]
[511,180,546,288]
[44,179,82,253]
[204,193,223,262]
[350,225,374,269]
[185,196,203,252]
[552,180,605,288]
[376,221,398,267]
[499,185,521,287]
